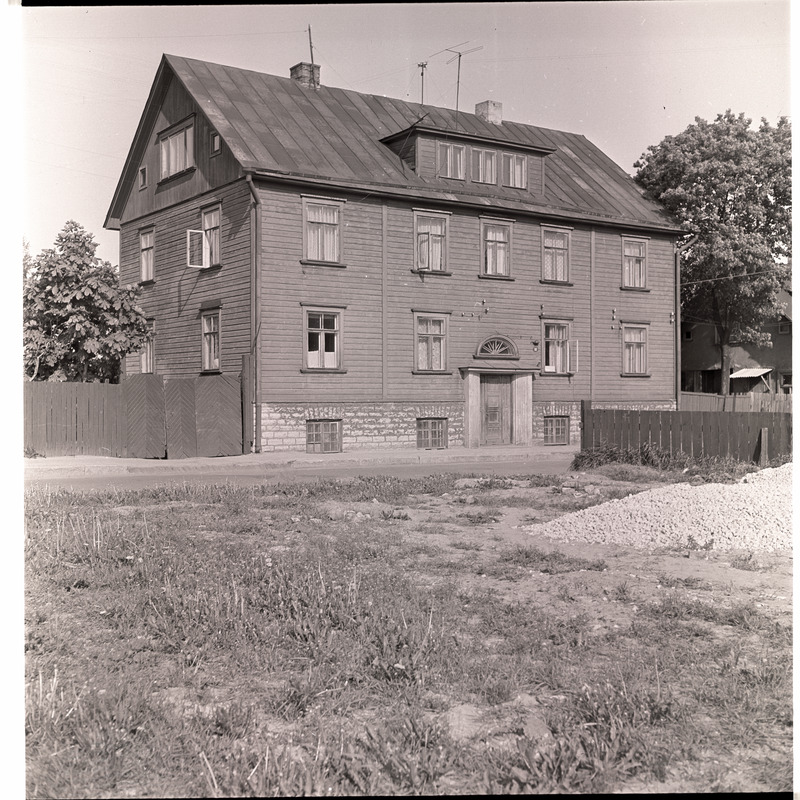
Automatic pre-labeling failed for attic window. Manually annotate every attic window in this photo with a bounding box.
[138,166,147,190]
[476,336,518,359]
[210,131,220,155]
[159,120,195,180]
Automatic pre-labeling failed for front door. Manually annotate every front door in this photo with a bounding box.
[480,374,512,445]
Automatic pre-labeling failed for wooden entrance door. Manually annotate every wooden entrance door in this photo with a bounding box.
[480,374,512,445]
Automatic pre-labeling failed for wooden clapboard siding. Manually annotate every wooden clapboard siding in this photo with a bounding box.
[119,179,252,379]
[121,75,241,225]
[257,185,384,402]
[590,230,675,403]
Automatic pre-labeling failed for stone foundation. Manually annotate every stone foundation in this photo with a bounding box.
[532,401,583,445]
[258,401,465,452]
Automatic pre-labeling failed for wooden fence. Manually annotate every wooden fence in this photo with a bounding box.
[582,402,792,464]
[24,360,250,459]
[680,391,792,413]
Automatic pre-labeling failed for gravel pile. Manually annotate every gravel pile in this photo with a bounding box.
[524,463,793,553]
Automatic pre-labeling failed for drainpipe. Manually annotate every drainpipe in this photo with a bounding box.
[245,173,262,452]
[674,234,697,411]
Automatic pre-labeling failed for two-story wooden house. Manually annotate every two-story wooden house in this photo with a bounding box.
[105,54,684,454]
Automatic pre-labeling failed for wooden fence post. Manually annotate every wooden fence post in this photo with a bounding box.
[759,427,769,466]
[241,354,253,454]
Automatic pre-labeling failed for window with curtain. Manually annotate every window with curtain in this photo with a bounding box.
[416,215,446,271]
[305,310,340,369]
[483,223,510,276]
[623,325,648,374]
[472,148,497,183]
[416,315,446,371]
[306,202,340,262]
[623,239,647,288]
[139,229,154,281]
[544,323,569,373]
[438,142,465,179]
[201,311,220,372]
[502,153,527,188]
[202,207,220,267]
[159,122,194,179]
[543,229,569,282]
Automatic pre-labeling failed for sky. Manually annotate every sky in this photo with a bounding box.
[14,1,792,265]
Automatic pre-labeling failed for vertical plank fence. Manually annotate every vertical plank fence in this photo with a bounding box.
[582,402,792,463]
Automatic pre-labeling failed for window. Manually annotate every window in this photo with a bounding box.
[472,148,497,184]
[138,166,147,190]
[481,220,511,277]
[139,228,154,282]
[622,239,647,288]
[502,153,527,188]
[543,416,569,445]
[304,200,341,263]
[780,373,792,394]
[306,420,342,453]
[159,120,194,180]
[543,322,571,373]
[438,142,465,179]
[140,320,154,374]
[210,131,220,155]
[305,309,341,370]
[683,328,694,341]
[415,314,447,371]
[542,228,570,282]
[622,325,648,375]
[415,213,447,272]
[779,321,791,334]
[417,418,448,449]
[477,336,518,359]
[201,310,220,372]
[187,206,221,269]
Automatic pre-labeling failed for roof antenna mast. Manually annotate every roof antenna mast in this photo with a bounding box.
[307,25,317,88]
[418,61,427,104]
[446,43,483,113]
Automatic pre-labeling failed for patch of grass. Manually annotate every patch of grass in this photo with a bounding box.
[499,545,606,575]
[456,510,502,526]
[729,552,772,572]
[450,540,483,552]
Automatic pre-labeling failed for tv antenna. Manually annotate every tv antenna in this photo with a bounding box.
[418,61,427,104]
[445,43,482,113]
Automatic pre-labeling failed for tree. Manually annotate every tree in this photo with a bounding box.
[23,221,150,382]
[634,111,791,394]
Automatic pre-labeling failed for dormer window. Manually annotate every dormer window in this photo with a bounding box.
[210,131,220,155]
[159,119,195,180]
[472,148,497,184]
[502,153,527,188]
[438,142,465,179]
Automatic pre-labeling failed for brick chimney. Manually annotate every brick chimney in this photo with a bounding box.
[475,100,502,125]
[290,62,320,89]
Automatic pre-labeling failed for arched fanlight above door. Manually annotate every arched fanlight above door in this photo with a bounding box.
[475,335,518,359]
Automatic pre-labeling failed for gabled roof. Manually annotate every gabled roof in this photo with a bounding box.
[107,54,683,234]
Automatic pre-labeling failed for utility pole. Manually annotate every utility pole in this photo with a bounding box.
[418,61,427,105]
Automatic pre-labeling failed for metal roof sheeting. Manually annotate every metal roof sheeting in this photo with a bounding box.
[729,368,773,379]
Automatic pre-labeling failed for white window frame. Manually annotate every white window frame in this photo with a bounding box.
[139,228,154,282]
[159,120,195,180]
[304,307,343,370]
[438,142,465,180]
[542,226,571,283]
[201,309,221,372]
[542,321,574,374]
[502,153,527,188]
[138,166,147,190]
[414,211,449,272]
[622,323,649,375]
[210,131,221,155]
[414,312,448,372]
[471,147,497,184]
[303,198,343,264]
[187,205,221,269]
[622,237,648,289]
[480,218,512,277]
[543,416,570,445]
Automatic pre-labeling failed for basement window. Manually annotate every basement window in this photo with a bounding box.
[306,420,342,453]
[543,416,569,445]
[417,418,447,449]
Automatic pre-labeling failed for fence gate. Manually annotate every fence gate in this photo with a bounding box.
[124,374,166,459]
[164,378,198,459]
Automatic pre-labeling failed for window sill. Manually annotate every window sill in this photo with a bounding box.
[412,370,453,376]
[540,279,573,287]
[478,274,514,281]
[138,279,155,287]
[301,368,348,374]
[539,371,575,377]
[411,269,452,277]
[543,442,569,446]
[620,373,651,378]
[157,166,196,185]
[200,369,222,375]
[300,259,347,269]
[620,286,650,292]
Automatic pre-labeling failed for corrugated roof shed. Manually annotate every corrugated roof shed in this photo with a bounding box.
[108,54,684,234]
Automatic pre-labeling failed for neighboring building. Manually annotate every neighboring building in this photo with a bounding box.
[681,287,792,395]
[105,54,683,453]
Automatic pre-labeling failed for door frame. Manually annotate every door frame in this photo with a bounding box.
[461,368,534,447]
